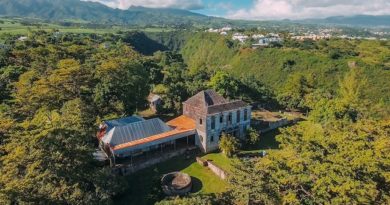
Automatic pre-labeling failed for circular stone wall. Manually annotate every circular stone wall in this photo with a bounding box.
[161,172,192,196]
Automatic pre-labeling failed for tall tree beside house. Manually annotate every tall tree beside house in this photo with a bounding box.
[0,102,126,204]
[93,44,150,116]
[152,51,190,113]
[219,133,240,158]
[0,31,152,204]
[209,71,239,99]
[247,127,261,145]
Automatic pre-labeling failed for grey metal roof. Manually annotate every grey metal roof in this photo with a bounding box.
[102,118,173,147]
[104,116,145,131]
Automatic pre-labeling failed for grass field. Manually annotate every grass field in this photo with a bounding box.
[114,156,229,205]
[112,127,283,205]
[201,152,233,173]
[0,18,174,35]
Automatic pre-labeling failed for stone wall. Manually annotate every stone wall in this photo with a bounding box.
[196,157,228,180]
[207,161,228,180]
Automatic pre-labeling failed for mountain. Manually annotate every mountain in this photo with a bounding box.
[0,0,229,26]
[296,15,390,27]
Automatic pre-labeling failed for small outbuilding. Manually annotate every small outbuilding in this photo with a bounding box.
[148,93,162,112]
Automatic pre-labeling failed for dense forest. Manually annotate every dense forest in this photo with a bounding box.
[181,32,390,118]
[0,29,389,204]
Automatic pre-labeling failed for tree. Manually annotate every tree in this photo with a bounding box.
[247,128,260,145]
[277,73,313,110]
[229,119,390,204]
[0,65,25,103]
[308,68,368,123]
[219,133,240,158]
[229,159,280,205]
[208,71,239,99]
[0,105,126,204]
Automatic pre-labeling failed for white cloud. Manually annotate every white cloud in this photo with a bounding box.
[85,0,204,10]
[227,0,390,20]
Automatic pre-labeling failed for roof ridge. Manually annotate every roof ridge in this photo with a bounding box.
[206,100,245,108]
[110,117,160,128]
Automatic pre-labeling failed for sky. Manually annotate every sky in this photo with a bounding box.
[85,0,390,20]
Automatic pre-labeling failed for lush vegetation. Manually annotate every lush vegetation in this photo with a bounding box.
[115,156,229,205]
[181,33,390,117]
[0,0,237,28]
[0,26,389,205]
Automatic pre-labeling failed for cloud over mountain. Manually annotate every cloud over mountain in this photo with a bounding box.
[85,0,204,10]
[227,0,390,20]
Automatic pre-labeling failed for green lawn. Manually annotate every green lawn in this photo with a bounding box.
[241,129,281,154]
[114,156,229,205]
[201,153,233,173]
[200,128,282,173]
[0,18,174,35]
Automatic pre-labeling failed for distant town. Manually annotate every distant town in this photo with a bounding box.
[206,26,389,47]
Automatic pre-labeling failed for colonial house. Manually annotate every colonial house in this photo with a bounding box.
[183,90,251,152]
[97,90,251,166]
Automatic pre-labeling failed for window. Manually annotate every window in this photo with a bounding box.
[244,109,248,121]
[210,135,214,142]
[228,113,232,124]
[220,114,223,123]
[211,116,215,130]
[199,118,203,125]
[237,110,241,123]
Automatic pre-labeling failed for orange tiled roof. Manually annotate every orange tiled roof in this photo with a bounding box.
[112,115,196,151]
[166,115,196,130]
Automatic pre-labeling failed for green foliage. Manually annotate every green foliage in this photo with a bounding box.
[277,73,313,110]
[230,119,390,205]
[0,65,25,103]
[247,128,261,145]
[182,34,390,117]
[0,105,126,204]
[152,51,190,113]
[308,68,369,123]
[0,0,235,27]
[208,71,239,99]
[219,133,240,158]
[156,193,233,205]
[229,159,280,205]
[0,31,154,204]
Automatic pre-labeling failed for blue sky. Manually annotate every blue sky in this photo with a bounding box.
[86,0,390,20]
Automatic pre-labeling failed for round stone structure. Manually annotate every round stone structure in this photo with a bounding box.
[161,172,192,196]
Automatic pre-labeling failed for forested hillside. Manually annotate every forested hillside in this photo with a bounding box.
[0,0,228,27]
[181,33,390,118]
[0,28,389,204]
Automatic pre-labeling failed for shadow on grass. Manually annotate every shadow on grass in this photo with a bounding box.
[113,157,198,205]
[190,176,203,193]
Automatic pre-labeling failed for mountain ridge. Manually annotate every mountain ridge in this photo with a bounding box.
[0,0,389,27]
